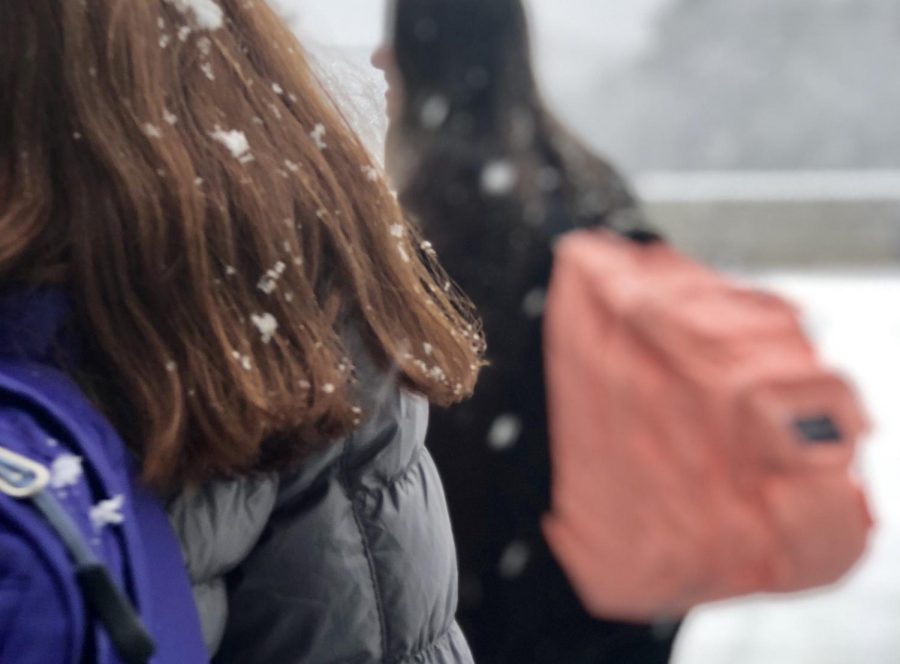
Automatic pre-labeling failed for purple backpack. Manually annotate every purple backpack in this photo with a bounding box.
[0,290,208,664]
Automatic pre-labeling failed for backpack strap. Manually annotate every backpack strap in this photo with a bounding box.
[0,445,155,664]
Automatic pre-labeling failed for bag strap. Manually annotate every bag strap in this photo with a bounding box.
[0,445,156,664]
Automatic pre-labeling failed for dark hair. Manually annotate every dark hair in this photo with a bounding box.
[0,0,484,490]
[387,0,644,239]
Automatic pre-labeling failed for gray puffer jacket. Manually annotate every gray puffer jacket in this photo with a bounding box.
[169,360,473,663]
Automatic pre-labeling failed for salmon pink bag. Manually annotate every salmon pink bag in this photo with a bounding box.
[542,230,873,621]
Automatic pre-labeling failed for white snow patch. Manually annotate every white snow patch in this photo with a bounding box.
[211,127,253,163]
[50,455,83,489]
[257,261,287,294]
[389,224,405,238]
[90,495,126,530]
[197,36,212,56]
[362,165,378,181]
[143,123,163,139]
[310,123,327,150]
[165,0,224,31]
[251,312,279,344]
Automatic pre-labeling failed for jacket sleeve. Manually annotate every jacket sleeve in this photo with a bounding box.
[168,474,279,655]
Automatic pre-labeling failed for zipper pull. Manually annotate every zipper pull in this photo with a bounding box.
[0,445,50,498]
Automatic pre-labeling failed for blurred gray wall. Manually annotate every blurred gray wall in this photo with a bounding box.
[638,172,900,268]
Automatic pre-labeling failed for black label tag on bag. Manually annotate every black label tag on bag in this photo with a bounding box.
[793,415,843,445]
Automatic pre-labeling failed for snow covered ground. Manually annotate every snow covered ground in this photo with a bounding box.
[674,271,900,664]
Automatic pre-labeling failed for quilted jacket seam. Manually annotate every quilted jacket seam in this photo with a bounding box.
[341,438,389,662]
[359,445,426,496]
[388,623,457,664]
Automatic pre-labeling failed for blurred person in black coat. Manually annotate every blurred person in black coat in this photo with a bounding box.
[372,1,681,662]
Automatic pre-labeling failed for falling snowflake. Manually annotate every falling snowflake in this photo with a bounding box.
[240,355,252,371]
[397,244,411,263]
[143,123,163,139]
[498,540,531,578]
[163,108,178,125]
[361,165,378,182]
[197,36,212,56]
[423,342,433,356]
[200,62,215,81]
[310,123,327,150]
[178,25,192,41]
[537,167,562,191]
[272,83,284,95]
[165,360,178,372]
[521,288,547,318]
[480,160,518,196]
[164,0,224,31]
[390,224,405,238]
[50,455,83,490]
[159,34,172,49]
[420,94,449,129]
[251,312,278,344]
[322,383,336,394]
[211,127,253,163]
[487,414,522,451]
[90,495,126,530]
[225,265,237,276]
[284,159,300,172]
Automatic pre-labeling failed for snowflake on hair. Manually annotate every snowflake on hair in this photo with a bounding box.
[164,0,224,31]
[310,123,327,150]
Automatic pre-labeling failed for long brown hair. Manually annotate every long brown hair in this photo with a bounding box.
[0,0,484,490]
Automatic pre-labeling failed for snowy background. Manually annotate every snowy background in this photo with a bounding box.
[272,1,899,662]
[274,0,900,174]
